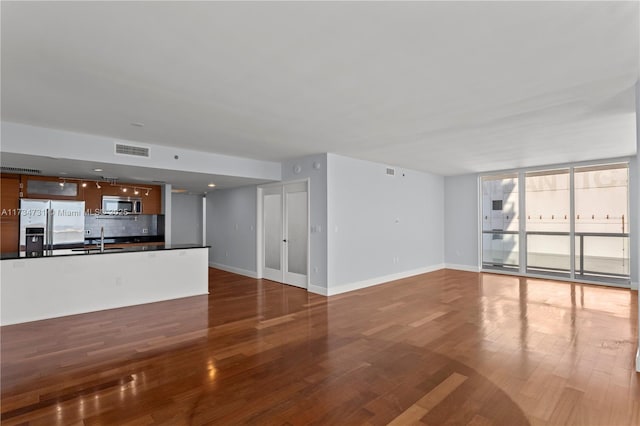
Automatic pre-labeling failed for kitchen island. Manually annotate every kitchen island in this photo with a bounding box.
[0,244,209,325]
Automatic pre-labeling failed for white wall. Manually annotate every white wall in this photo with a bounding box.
[206,185,257,277]
[634,80,639,373]
[171,193,204,245]
[326,153,444,294]
[444,174,480,271]
[631,156,638,290]
[281,154,328,292]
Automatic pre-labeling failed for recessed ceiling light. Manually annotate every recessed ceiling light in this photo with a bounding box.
[131,122,145,127]
[93,168,103,172]
[208,183,216,188]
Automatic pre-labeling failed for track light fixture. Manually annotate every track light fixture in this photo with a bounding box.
[58,177,151,195]
[116,185,150,195]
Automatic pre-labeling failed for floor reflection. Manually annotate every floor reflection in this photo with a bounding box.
[1,268,637,425]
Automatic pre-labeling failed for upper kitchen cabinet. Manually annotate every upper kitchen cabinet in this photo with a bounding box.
[82,183,101,212]
[1,174,20,253]
[18,176,162,215]
[21,175,80,200]
[142,187,162,214]
[99,185,127,196]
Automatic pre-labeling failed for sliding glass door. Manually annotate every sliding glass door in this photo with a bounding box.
[525,169,570,277]
[481,162,630,286]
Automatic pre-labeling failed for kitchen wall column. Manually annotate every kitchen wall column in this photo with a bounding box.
[163,183,172,245]
[202,194,207,246]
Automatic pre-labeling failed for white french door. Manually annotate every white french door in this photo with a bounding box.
[261,182,308,288]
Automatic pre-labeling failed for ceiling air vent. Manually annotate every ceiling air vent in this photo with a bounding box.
[1,166,42,175]
[115,143,150,158]
[386,167,396,176]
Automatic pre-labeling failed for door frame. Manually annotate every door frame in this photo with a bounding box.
[256,178,310,289]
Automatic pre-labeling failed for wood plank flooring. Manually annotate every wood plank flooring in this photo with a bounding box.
[1,268,638,425]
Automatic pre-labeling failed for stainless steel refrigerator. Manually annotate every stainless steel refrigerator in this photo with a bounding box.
[19,199,85,251]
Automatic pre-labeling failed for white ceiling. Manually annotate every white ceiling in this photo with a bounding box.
[1,1,639,178]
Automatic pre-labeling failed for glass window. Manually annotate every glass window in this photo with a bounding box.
[574,163,629,279]
[480,162,630,285]
[481,174,519,270]
[525,169,570,276]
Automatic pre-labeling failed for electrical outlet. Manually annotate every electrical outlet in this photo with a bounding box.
[142,228,149,234]
[85,230,91,235]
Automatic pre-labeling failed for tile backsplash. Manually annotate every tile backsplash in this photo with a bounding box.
[85,214,164,238]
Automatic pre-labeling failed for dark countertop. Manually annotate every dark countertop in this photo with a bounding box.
[84,235,165,245]
[0,244,209,260]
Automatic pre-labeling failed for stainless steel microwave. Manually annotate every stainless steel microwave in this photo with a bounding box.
[102,196,142,215]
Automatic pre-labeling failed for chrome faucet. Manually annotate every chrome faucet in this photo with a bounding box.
[100,226,105,253]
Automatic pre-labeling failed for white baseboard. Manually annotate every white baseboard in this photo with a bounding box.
[327,264,445,296]
[308,284,329,296]
[631,281,638,291]
[444,263,481,273]
[209,262,258,279]
[637,348,640,372]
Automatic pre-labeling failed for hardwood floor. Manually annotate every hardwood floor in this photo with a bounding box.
[1,268,638,425]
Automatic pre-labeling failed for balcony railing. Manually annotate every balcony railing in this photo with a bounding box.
[482,230,630,281]
[574,232,629,278]
[481,230,519,269]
